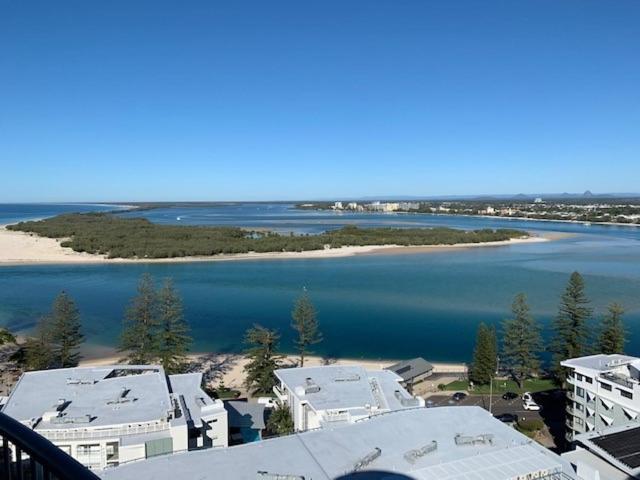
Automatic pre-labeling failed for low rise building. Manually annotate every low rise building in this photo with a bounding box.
[1,365,227,470]
[102,406,579,480]
[273,365,424,432]
[561,354,640,442]
[385,357,434,394]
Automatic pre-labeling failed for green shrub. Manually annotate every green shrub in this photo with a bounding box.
[517,418,544,432]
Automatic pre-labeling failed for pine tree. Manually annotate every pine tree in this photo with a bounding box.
[501,293,542,387]
[50,291,84,367]
[550,272,592,382]
[597,303,626,355]
[155,279,191,374]
[243,324,282,396]
[291,290,322,367]
[120,273,158,364]
[24,316,54,370]
[469,323,497,385]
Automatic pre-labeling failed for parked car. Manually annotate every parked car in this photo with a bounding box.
[494,413,518,423]
[257,397,279,408]
[502,392,518,401]
[522,392,533,402]
[523,399,541,411]
[451,392,467,402]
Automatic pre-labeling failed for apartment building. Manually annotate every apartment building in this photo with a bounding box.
[1,365,228,470]
[273,365,424,432]
[562,354,640,442]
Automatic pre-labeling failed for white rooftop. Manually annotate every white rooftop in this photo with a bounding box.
[275,365,419,412]
[561,354,638,372]
[168,372,225,425]
[2,365,172,430]
[101,406,578,480]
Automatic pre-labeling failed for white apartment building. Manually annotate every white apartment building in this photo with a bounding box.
[1,365,228,470]
[562,354,640,442]
[273,365,424,432]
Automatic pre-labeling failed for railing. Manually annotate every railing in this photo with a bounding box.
[40,420,169,442]
[0,411,101,480]
[565,404,575,416]
[600,372,635,390]
[566,391,576,400]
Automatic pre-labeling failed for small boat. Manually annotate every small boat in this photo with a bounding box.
[177,217,181,221]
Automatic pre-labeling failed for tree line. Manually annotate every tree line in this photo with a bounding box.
[470,271,627,386]
[8,213,527,259]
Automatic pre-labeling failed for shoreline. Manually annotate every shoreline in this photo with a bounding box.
[0,225,549,266]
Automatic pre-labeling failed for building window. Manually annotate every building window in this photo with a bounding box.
[584,376,593,384]
[575,403,584,412]
[576,387,585,398]
[600,382,612,391]
[574,417,584,426]
[576,373,584,381]
[76,444,102,470]
[620,389,633,400]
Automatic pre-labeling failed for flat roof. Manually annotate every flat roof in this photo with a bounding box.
[168,373,225,425]
[274,365,415,412]
[561,354,638,372]
[1,365,172,430]
[102,407,577,480]
[386,358,434,382]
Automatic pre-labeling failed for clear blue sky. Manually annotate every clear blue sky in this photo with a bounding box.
[1,1,639,202]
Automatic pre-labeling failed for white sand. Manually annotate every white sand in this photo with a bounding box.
[0,225,548,266]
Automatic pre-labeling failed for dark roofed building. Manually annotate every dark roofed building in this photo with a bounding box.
[385,357,434,393]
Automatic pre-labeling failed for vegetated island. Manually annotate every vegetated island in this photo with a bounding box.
[6,213,532,260]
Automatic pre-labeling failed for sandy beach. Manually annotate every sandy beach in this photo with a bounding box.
[0,225,549,266]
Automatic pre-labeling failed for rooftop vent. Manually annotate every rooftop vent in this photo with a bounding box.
[107,387,132,405]
[303,378,320,394]
[394,390,421,407]
[66,378,97,385]
[334,374,361,383]
[454,433,494,446]
[51,414,93,424]
[352,447,382,472]
[55,398,70,412]
[404,441,438,464]
[256,472,305,480]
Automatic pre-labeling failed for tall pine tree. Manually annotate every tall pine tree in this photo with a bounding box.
[24,316,55,370]
[550,272,592,382]
[597,303,626,355]
[243,324,282,396]
[120,273,159,364]
[469,323,498,385]
[155,279,191,374]
[50,291,84,367]
[291,290,322,367]
[0,327,16,346]
[501,293,542,387]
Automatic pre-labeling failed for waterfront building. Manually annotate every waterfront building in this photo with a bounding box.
[333,201,344,210]
[1,365,228,470]
[561,354,640,442]
[272,365,424,432]
[385,357,434,394]
[101,406,579,480]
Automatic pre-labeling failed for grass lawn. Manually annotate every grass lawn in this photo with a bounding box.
[441,378,556,394]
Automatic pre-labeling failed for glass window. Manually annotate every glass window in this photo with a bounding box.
[620,389,633,399]
[576,387,585,397]
[584,376,593,384]
[576,373,584,381]
[600,382,612,391]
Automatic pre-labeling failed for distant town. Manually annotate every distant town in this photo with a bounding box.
[299,195,640,225]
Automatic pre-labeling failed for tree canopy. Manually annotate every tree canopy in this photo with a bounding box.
[243,324,282,396]
[597,303,626,355]
[469,322,498,385]
[291,290,322,367]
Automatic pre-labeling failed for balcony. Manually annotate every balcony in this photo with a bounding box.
[0,411,100,480]
[565,404,575,416]
[566,391,576,401]
[600,372,635,390]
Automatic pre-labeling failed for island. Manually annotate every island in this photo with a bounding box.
[3,213,532,262]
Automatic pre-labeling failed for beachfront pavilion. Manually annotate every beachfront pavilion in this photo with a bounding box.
[101,406,579,480]
[385,357,434,394]
[0,365,228,470]
[273,364,425,432]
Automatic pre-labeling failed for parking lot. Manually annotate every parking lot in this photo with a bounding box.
[424,389,568,451]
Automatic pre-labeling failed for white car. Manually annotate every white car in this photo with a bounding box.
[522,392,533,402]
[523,399,541,411]
[257,397,279,408]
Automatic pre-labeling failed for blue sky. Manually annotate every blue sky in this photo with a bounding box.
[1,1,639,202]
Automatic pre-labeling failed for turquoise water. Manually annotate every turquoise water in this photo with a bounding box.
[1,204,639,362]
